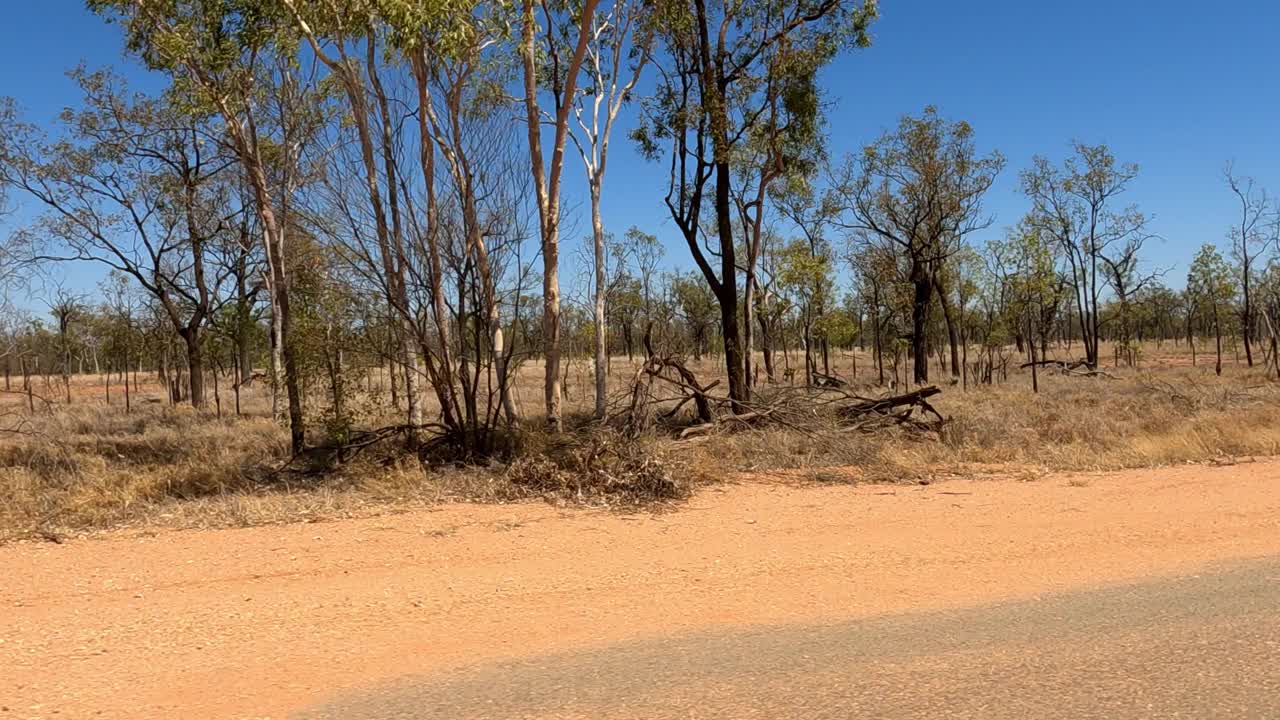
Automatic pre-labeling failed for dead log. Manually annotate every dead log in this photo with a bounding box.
[1064,369,1116,379]
[678,423,716,440]
[837,386,943,422]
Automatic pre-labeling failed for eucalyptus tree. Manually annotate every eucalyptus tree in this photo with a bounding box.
[281,0,430,439]
[88,0,308,451]
[635,0,877,407]
[47,291,84,405]
[988,222,1064,392]
[671,273,717,361]
[832,107,1004,384]
[1187,244,1236,376]
[771,178,837,381]
[735,35,832,390]
[623,226,663,338]
[751,227,789,382]
[567,0,653,419]
[777,237,836,382]
[1135,283,1183,346]
[388,0,519,444]
[1021,143,1148,370]
[214,189,266,390]
[519,0,602,430]
[100,272,146,398]
[1099,230,1164,366]
[948,245,984,389]
[412,9,530,437]
[848,242,900,385]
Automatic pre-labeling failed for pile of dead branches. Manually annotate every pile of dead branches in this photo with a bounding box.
[617,355,946,440]
[619,355,720,437]
[503,429,686,505]
[1138,375,1272,411]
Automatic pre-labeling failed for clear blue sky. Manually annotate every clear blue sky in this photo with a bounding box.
[3,0,1279,303]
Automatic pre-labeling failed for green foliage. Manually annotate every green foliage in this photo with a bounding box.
[839,106,1004,278]
[670,273,716,327]
[87,0,297,114]
[777,246,825,315]
[1187,244,1236,316]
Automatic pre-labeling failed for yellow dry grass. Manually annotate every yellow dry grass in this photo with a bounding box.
[1,339,1277,542]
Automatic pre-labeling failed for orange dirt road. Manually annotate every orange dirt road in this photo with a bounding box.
[3,461,1279,719]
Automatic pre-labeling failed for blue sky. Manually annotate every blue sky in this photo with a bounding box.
[3,0,1279,304]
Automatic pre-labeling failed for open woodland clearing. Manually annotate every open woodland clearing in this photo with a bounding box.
[3,1,1280,717]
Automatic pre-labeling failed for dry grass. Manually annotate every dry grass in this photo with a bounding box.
[686,363,1280,483]
[2,340,1278,542]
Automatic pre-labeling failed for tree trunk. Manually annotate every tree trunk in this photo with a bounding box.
[518,0,598,432]
[1271,326,1279,380]
[803,315,815,386]
[759,311,775,382]
[329,344,344,422]
[910,260,932,384]
[1028,318,1039,394]
[181,329,205,409]
[212,359,221,418]
[936,278,960,378]
[1214,305,1223,376]
[1243,274,1254,367]
[123,348,131,414]
[237,327,253,386]
[714,162,748,408]
[1188,320,1197,367]
[410,54,463,436]
[743,280,755,390]
[211,93,304,452]
[591,184,607,419]
[232,347,241,417]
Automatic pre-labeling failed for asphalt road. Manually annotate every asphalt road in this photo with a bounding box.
[299,557,1280,719]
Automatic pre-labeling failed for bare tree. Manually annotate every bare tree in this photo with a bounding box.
[1224,162,1269,367]
[0,70,235,408]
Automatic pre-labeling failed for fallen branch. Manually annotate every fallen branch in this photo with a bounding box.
[810,372,848,388]
[1020,359,1091,372]
[277,422,453,474]
[1064,369,1116,379]
[836,386,943,421]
